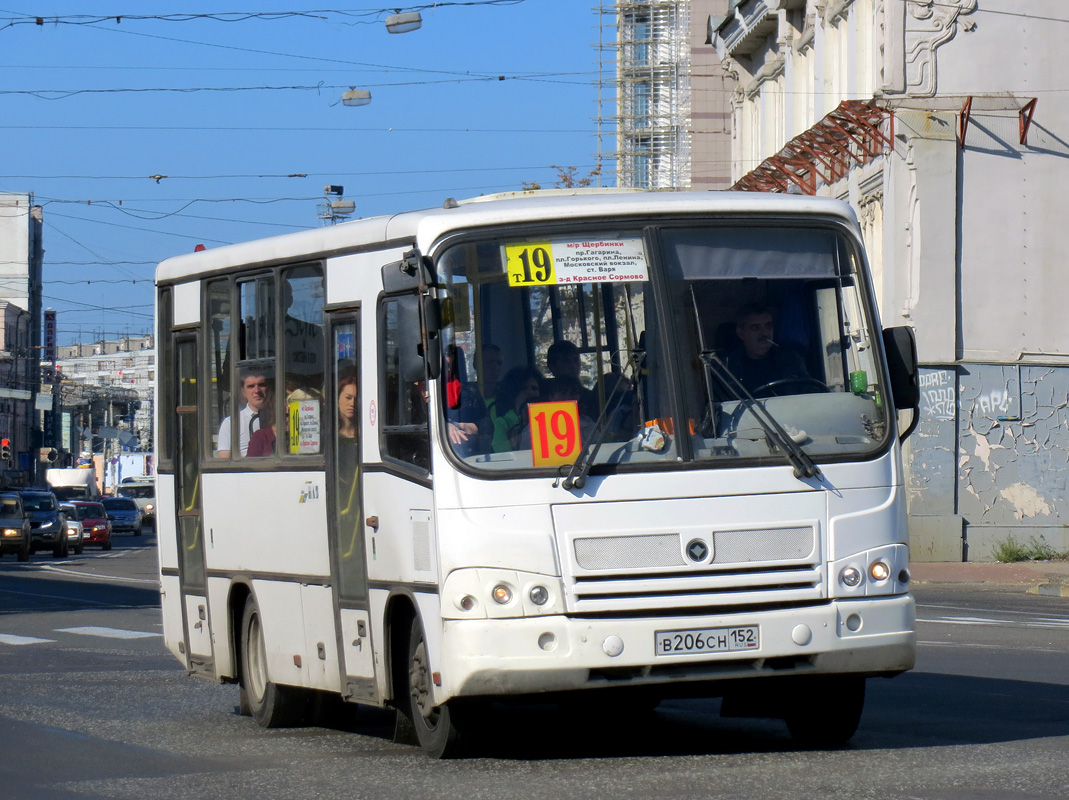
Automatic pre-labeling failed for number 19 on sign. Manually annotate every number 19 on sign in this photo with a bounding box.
[528,401,582,467]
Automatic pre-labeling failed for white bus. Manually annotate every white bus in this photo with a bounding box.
[156,191,920,758]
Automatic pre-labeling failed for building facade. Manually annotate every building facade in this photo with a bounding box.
[599,0,735,189]
[712,0,1069,559]
[56,335,155,458]
[0,193,43,481]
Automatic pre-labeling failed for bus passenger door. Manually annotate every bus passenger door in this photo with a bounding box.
[174,334,214,675]
[328,315,377,702]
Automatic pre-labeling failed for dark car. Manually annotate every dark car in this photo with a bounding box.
[69,501,112,550]
[21,489,68,558]
[101,496,143,535]
[0,492,32,562]
[117,479,155,522]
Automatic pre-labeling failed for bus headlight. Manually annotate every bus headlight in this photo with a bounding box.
[840,566,862,587]
[869,561,890,582]
[831,544,910,597]
[441,569,564,619]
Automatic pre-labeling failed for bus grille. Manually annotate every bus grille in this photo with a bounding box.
[565,526,823,614]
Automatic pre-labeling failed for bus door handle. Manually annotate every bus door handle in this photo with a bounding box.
[366,516,379,531]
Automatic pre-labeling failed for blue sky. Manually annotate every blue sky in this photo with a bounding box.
[0,1,604,345]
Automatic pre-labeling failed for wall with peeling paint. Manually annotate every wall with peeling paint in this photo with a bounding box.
[907,365,1069,560]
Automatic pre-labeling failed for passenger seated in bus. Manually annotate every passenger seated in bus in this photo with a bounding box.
[546,340,597,419]
[246,387,277,457]
[490,367,544,452]
[216,367,270,458]
[517,375,597,451]
[724,303,812,397]
[444,345,491,455]
[478,343,504,410]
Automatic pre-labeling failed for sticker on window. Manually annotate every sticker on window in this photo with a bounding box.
[288,399,321,455]
[505,238,648,287]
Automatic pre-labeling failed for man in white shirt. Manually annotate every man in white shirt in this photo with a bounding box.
[217,368,270,458]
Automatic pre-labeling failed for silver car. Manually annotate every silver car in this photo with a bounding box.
[60,503,85,555]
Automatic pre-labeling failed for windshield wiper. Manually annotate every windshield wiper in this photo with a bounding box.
[689,287,820,481]
[560,350,644,491]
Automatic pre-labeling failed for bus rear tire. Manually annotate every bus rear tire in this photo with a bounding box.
[784,676,865,748]
[240,597,307,728]
[405,620,468,758]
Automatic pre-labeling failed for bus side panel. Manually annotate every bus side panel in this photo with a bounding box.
[326,248,403,305]
[208,576,236,679]
[361,472,436,585]
[251,579,308,690]
[159,574,186,666]
[200,471,330,577]
[301,583,341,691]
[156,473,179,571]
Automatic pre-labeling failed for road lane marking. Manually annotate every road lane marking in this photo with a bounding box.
[0,633,56,645]
[55,626,161,639]
[39,563,159,585]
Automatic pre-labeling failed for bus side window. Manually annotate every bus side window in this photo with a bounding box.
[281,265,325,456]
[380,295,431,471]
[206,279,232,459]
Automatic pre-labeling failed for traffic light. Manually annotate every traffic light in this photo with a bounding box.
[0,439,10,462]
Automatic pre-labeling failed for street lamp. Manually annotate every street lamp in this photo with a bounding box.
[385,11,422,34]
[341,89,372,107]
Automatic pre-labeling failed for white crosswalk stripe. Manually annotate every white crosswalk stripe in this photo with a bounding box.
[55,626,160,639]
[0,633,56,645]
[1,626,161,645]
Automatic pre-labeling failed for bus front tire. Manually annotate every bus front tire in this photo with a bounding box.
[240,597,307,728]
[405,620,468,758]
[784,676,865,748]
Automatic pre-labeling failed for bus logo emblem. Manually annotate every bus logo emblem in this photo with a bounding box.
[686,539,709,563]
[299,482,320,503]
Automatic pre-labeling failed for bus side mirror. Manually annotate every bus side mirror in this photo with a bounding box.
[882,326,919,411]
[382,249,436,293]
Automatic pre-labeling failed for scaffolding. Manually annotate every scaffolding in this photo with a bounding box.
[597,0,691,189]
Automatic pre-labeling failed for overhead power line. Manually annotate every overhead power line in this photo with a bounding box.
[0,2,529,31]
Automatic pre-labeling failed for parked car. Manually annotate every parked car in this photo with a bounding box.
[117,478,155,523]
[101,496,143,535]
[0,492,32,562]
[20,489,68,558]
[59,502,85,555]
[69,501,111,551]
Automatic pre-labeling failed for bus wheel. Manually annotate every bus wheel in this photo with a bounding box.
[405,620,467,758]
[240,597,306,728]
[784,676,865,748]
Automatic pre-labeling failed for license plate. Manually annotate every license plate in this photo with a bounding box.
[654,625,759,656]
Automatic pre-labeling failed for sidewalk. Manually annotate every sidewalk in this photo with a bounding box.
[909,559,1069,596]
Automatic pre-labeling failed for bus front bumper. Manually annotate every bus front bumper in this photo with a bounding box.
[438,594,915,702]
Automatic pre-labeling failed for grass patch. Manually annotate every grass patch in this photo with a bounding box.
[991,534,1069,563]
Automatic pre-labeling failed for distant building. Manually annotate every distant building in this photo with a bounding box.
[55,335,155,456]
[0,193,43,480]
[598,0,735,190]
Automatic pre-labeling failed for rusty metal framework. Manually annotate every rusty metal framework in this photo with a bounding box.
[732,101,894,194]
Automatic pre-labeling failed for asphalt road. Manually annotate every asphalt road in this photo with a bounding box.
[1,538,1067,800]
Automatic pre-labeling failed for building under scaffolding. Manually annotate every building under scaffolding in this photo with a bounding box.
[597,0,733,191]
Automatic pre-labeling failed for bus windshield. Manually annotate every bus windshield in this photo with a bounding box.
[436,223,889,474]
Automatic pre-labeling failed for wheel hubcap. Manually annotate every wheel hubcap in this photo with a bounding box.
[409,640,435,721]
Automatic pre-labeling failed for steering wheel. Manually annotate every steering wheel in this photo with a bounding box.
[751,376,829,398]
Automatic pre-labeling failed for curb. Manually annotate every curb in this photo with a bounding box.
[1027,582,1069,598]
